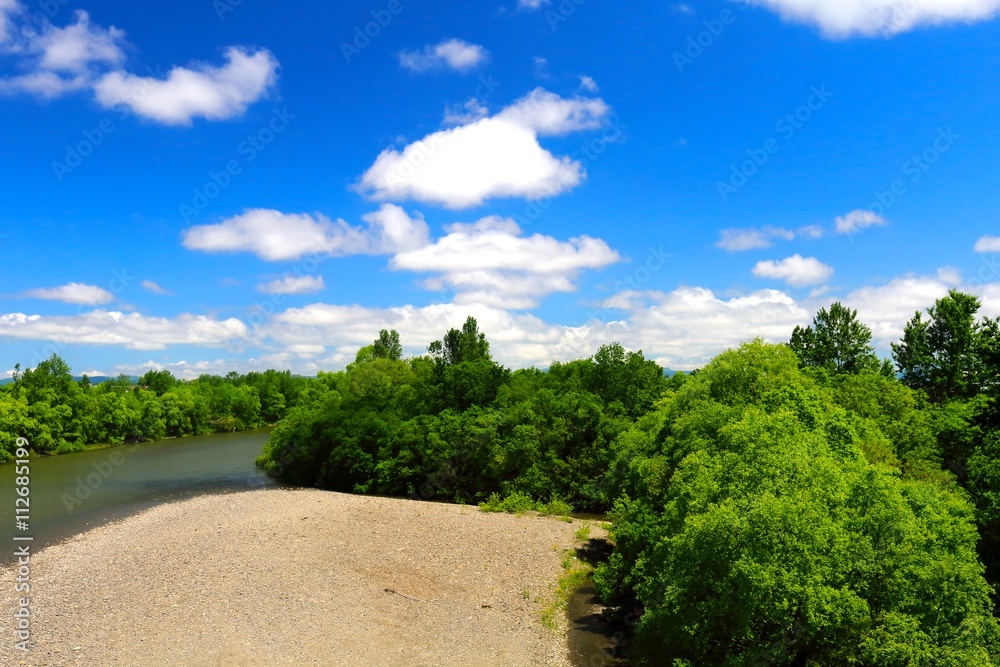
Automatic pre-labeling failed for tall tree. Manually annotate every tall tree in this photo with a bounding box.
[428,317,491,365]
[892,290,985,402]
[788,302,879,374]
[372,329,403,361]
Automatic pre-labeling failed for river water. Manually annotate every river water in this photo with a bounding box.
[0,430,278,556]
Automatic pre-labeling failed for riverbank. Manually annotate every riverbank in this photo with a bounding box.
[1,488,601,666]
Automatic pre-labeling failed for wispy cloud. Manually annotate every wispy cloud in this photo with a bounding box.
[399,39,489,73]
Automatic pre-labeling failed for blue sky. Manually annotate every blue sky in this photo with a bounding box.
[1,0,999,377]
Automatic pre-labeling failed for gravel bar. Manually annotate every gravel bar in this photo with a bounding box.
[1,488,589,666]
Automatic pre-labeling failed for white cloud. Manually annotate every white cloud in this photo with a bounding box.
[496,88,608,135]
[399,39,488,73]
[579,75,598,92]
[975,235,1000,253]
[182,204,429,261]
[746,0,1000,37]
[35,10,125,73]
[0,9,126,98]
[443,98,489,125]
[257,275,325,295]
[835,209,886,234]
[518,0,548,9]
[0,6,276,123]
[358,88,610,209]
[752,254,834,287]
[391,216,620,308]
[0,0,17,44]
[844,275,952,347]
[141,280,170,295]
[798,224,825,239]
[22,282,113,305]
[260,286,812,372]
[93,47,277,125]
[716,226,795,252]
[0,310,247,350]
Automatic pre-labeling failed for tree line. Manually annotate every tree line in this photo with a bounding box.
[0,360,310,459]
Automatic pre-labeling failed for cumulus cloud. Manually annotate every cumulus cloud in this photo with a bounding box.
[182,204,429,261]
[391,216,620,308]
[579,75,598,92]
[399,39,488,73]
[257,275,325,295]
[260,286,812,371]
[843,274,953,347]
[185,205,618,308]
[94,47,277,125]
[518,0,549,9]
[0,7,276,122]
[358,88,610,209]
[746,0,1000,37]
[975,235,1000,253]
[0,310,247,350]
[835,209,886,234]
[752,254,834,287]
[22,282,113,305]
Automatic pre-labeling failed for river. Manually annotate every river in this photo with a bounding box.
[0,430,278,556]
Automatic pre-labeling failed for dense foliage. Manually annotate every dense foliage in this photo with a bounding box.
[0,357,308,461]
[257,298,1000,665]
[257,318,668,510]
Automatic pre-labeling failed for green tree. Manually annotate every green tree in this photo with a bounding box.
[892,290,986,402]
[372,329,403,361]
[428,316,491,365]
[595,341,1000,666]
[789,302,880,374]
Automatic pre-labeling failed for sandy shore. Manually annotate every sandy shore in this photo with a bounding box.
[1,489,594,666]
